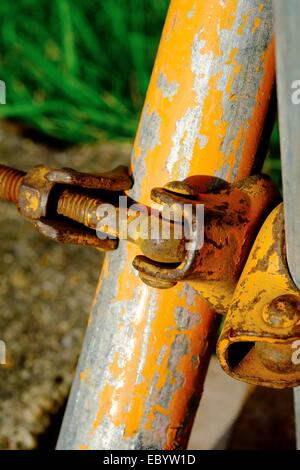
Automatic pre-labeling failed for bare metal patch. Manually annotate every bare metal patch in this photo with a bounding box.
[179,283,198,308]
[217,0,273,181]
[174,306,200,330]
[187,4,196,19]
[166,0,273,182]
[129,105,161,201]
[158,73,179,101]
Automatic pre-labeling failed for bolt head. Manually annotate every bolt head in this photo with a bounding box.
[263,294,300,329]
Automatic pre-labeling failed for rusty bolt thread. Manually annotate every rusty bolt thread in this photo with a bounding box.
[57,188,186,263]
[0,165,25,203]
[0,165,186,263]
[57,189,101,231]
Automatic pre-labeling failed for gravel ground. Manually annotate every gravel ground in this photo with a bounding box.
[0,123,131,449]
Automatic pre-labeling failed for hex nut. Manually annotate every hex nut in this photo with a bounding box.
[18,165,56,220]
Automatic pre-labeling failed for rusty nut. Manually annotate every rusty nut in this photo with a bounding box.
[18,165,56,220]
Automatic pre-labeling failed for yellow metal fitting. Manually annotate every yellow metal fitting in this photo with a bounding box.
[217,204,300,389]
[134,174,281,314]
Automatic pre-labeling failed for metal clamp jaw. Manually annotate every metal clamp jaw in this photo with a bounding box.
[133,175,300,388]
[2,163,299,388]
[217,204,300,389]
[133,174,281,314]
[17,164,132,250]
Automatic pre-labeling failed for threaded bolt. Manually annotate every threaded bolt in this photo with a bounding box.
[0,165,185,264]
[0,165,25,203]
[58,188,186,262]
[0,165,102,229]
[0,165,110,234]
[57,188,103,230]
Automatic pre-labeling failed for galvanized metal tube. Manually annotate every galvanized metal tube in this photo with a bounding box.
[57,0,275,450]
[273,0,300,290]
[273,0,300,449]
[295,388,300,449]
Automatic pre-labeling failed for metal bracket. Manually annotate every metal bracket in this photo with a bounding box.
[133,174,281,314]
[217,204,300,389]
[9,163,132,250]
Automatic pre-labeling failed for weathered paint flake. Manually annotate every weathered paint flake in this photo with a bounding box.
[157,73,179,101]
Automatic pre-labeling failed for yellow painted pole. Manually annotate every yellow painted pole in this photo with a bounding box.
[57,0,275,450]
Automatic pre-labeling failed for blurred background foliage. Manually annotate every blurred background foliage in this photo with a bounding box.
[264,122,281,188]
[0,0,169,143]
[0,0,280,182]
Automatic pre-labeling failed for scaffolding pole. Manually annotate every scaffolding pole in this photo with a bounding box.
[57,0,275,450]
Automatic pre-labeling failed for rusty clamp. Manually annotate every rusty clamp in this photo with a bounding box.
[2,163,300,388]
[133,174,281,314]
[11,164,132,250]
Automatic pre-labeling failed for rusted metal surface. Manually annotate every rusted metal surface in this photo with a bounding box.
[0,164,132,250]
[8,162,284,278]
[0,163,190,259]
[47,165,131,191]
[56,188,188,263]
[34,219,116,250]
[18,165,57,220]
[1,166,283,316]
[57,0,275,450]
[217,204,300,389]
[134,174,280,313]
[0,165,25,203]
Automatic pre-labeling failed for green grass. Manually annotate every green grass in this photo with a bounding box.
[0,0,169,143]
[264,122,282,188]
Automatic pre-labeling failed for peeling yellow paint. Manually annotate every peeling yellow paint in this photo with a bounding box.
[252,17,261,33]
[85,0,275,450]
[237,14,249,35]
